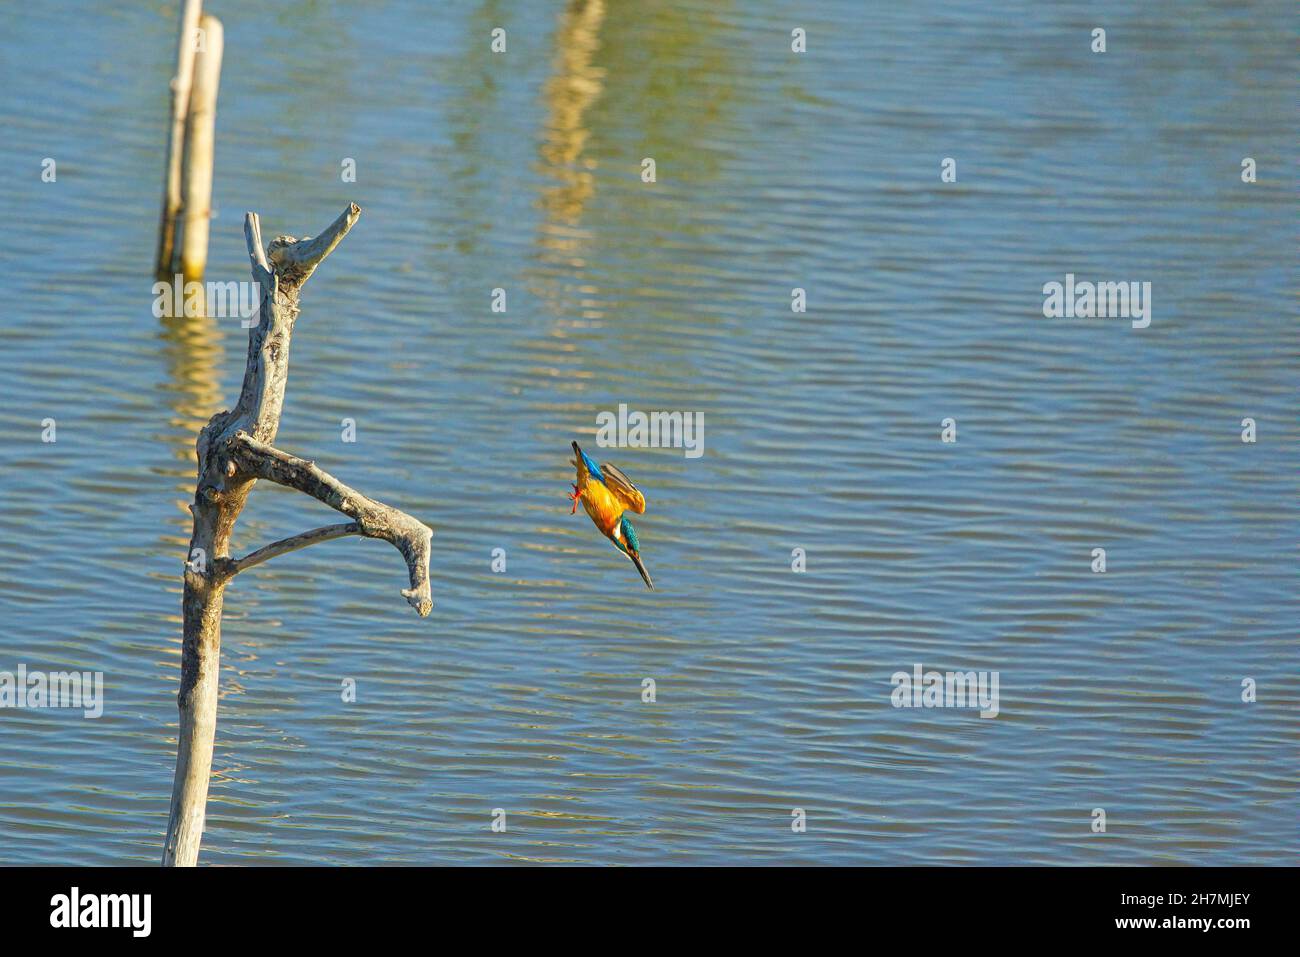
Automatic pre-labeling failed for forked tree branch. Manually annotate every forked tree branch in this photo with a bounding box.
[165,202,432,867]
[267,202,361,285]
[226,431,433,616]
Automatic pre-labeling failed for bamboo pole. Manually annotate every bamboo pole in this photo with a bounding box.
[177,14,223,281]
[162,205,433,866]
[155,0,203,280]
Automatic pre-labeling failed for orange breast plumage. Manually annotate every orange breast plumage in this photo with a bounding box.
[580,478,624,536]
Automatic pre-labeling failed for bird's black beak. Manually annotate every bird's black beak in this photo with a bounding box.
[630,551,653,590]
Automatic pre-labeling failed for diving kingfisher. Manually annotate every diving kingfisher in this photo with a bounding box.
[568,441,653,589]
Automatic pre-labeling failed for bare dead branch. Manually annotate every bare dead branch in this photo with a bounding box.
[223,521,361,575]
[243,211,273,287]
[266,201,361,286]
[226,431,433,617]
[164,202,431,867]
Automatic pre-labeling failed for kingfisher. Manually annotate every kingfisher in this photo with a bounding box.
[568,441,653,589]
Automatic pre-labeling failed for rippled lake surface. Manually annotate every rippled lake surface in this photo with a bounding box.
[0,1,1296,865]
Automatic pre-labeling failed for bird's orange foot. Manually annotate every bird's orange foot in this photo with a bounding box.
[567,485,582,514]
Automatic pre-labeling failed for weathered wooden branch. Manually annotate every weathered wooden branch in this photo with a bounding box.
[226,433,433,614]
[222,522,361,574]
[267,203,362,286]
[163,203,432,867]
